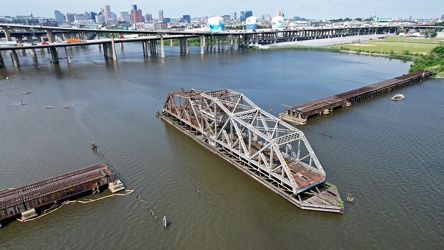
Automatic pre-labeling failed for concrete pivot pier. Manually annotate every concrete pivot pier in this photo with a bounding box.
[161,89,344,213]
[281,70,433,125]
[0,163,121,227]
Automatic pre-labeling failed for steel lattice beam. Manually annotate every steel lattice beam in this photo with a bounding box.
[163,89,326,194]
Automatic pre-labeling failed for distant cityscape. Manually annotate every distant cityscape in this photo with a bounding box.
[0,3,443,30]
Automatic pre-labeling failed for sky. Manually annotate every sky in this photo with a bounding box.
[1,0,443,20]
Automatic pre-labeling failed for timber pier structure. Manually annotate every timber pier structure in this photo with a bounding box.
[280,70,433,125]
[161,89,344,213]
[0,163,123,227]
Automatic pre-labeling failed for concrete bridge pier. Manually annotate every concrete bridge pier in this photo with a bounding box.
[48,47,59,64]
[142,41,148,57]
[0,53,4,68]
[46,30,55,43]
[3,28,12,41]
[102,43,115,60]
[160,35,165,58]
[110,36,117,61]
[200,35,205,55]
[21,49,27,56]
[10,50,20,67]
[65,47,71,64]
[233,35,239,50]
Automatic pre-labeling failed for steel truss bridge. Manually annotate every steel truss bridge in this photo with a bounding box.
[161,90,343,213]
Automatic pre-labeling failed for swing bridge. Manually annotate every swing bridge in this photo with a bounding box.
[161,89,344,213]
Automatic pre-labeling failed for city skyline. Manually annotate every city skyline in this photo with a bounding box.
[0,0,442,20]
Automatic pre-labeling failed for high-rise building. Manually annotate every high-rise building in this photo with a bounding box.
[65,13,76,23]
[158,10,164,23]
[145,14,153,21]
[54,10,65,24]
[131,8,143,24]
[95,15,105,24]
[240,11,245,21]
[234,12,237,20]
[276,10,284,17]
[120,11,130,22]
[132,4,137,11]
[182,15,191,23]
[103,5,112,23]
[245,11,253,19]
[90,11,97,21]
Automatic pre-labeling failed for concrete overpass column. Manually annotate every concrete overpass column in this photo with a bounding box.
[155,40,158,54]
[110,36,117,61]
[46,30,54,43]
[65,47,71,64]
[199,35,205,55]
[142,41,147,57]
[3,28,12,41]
[170,39,173,48]
[48,47,59,64]
[160,35,165,58]
[10,50,20,67]
[233,35,239,50]
[179,39,183,53]
[186,38,190,54]
[255,34,259,46]
[0,53,4,68]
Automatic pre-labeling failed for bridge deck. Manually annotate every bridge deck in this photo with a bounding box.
[283,70,432,123]
[0,163,113,218]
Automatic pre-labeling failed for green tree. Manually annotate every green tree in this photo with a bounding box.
[430,30,437,38]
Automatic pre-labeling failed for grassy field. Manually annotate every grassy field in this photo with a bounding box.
[330,36,442,55]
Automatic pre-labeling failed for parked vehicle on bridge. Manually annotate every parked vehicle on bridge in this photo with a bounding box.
[66,38,82,43]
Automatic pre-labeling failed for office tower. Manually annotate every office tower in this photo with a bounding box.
[145,14,153,21]
[54,10,65,24]
[182,15,191,23]
[158,10,164,22]
[245,11,253,19]
[131,8,143,24]
[240,11,245,21]
[65,13,75,23]
[120,11,130,22]
[103,5,111,20]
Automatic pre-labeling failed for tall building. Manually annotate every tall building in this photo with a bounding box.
[276,10,284,17]
[54,10,65,24]
[90,11,97,21]
[95,15,105,24]
[145,14,153,21]
[245,11,253,19]
[131,8,143,24]
[120,11,130,22]
[103,5,111,20]
[182,15,191,23]
[65,13,75,23]
[233,12,237,20]
[132,4,137,11]
[158,10,164,22]
[240,11,245,21]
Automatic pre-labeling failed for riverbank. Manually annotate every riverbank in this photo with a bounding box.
[259,35,443,78]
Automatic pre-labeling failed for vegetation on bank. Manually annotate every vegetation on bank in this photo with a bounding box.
[409,45,444,77]
[331,36,441,56]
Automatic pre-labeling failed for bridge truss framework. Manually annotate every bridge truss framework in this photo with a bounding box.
[162,89,327,195]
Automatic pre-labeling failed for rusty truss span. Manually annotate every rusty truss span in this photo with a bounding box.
[0,163,124,227]
[161,89,343,213]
